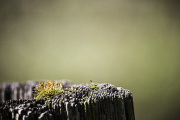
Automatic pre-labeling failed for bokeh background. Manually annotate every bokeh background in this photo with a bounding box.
[0,0,180,120]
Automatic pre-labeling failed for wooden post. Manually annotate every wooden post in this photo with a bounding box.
[0,81,135,120]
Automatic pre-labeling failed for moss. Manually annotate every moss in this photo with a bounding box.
[84,96,88,99]
[90,85,99,89]
[33,81,101,100]
[33,81,65,99]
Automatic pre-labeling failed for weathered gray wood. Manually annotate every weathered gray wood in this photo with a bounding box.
[0,81,38,102]
[0,82,135,120]
[0,81,72,102]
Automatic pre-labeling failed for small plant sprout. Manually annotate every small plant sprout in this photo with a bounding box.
[89,80,100,89]
[33,81,64,99]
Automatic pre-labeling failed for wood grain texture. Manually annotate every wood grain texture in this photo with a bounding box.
[0,82,135,120]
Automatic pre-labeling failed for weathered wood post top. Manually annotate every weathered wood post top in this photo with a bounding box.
[0,81,135,120]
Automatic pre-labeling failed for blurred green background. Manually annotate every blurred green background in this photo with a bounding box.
[0,0,180,120]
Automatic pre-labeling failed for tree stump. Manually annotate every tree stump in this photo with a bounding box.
[0,81,135,120]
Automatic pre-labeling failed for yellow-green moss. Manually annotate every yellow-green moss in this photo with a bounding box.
[33,81,102,100]
[90,85,100,89]
[84,96,88,99]
[33,81,64,99]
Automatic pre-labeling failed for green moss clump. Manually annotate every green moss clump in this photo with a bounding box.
[33,81,64,99]
[90,85,100,89]
[84,96,88,99]
[33,81,101,100]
